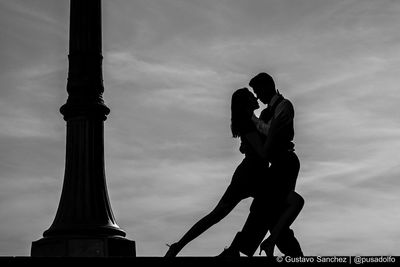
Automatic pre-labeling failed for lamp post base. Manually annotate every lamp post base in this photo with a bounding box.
[31,236,136,257]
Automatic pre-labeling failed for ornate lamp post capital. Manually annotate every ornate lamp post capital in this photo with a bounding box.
[60,0,109,121]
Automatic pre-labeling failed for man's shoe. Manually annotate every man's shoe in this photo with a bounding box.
[216,246,240,257]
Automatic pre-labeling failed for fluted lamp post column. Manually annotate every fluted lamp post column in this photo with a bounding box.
[31,0,135,256]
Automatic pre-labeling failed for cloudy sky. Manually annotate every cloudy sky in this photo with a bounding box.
[1,0,400,256]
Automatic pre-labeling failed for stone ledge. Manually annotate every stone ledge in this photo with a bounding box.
[0,256,357,267]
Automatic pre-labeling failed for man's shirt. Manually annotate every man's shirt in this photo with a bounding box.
[261,93,295,160]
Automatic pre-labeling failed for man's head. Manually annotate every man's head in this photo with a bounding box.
[249,72,276,104]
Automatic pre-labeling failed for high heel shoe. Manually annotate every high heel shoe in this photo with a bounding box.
[164,242,181,257]
[259,237,274,257]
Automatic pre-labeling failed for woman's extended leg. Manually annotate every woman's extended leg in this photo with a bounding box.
[165,185,243,257]
[259,191,304,256]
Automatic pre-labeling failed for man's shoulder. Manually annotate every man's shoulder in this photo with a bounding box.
[275,97,294,118]
[279,97,293,109]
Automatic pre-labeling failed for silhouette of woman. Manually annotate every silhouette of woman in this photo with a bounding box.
[165,88,303,257]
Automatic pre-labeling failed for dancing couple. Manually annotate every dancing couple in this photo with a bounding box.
[165,73,304,257]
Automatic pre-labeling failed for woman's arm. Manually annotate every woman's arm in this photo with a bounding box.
[245,113,289,160]
[247,101,295,160]
[251,114,270,136]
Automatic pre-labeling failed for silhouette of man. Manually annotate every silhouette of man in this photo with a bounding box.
[225,73,303,257]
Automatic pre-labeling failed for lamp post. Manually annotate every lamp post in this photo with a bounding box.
[31,0,135,256]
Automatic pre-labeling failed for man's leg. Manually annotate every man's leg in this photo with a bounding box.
[231,193,303,257]
[274,152,303,256]
[231,195,275,256]
[230,160,286,257]
[237,152,303,257]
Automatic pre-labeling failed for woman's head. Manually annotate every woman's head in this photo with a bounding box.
[231,87,259,138]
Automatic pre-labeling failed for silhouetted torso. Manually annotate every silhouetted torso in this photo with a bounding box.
[259,94,295,162]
